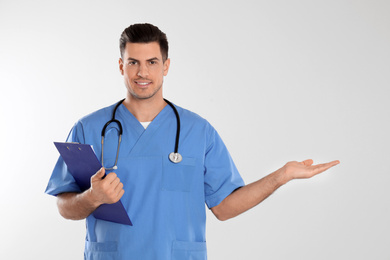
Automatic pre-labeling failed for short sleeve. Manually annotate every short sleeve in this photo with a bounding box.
[44,122,85,196]
[204,127,245,209]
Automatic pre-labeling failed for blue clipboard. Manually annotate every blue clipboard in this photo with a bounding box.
[54,142,132,226]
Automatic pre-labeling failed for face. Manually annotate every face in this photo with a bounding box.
[119,42,170,101]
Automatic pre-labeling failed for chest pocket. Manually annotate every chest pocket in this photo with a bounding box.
[162,157,196,192]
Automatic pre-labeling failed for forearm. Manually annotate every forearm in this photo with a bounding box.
[212,168,289,221]
[56,169,125,220]
[57,190,100,220]
[211,159,339,221]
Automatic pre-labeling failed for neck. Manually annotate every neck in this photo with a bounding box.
[123,95,166,122]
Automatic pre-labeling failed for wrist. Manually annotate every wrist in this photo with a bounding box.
[82,189,101,209]
[273,166,292,186]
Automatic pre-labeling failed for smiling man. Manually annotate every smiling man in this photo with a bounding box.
[119,40,170,123]
[120,42,169,100]
[45,23,339,260]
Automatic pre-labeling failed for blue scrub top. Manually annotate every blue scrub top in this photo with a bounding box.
[45,102,245,260]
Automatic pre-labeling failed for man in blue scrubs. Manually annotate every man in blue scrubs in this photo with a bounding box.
[45,23,339,259]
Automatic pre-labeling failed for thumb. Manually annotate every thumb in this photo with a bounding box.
[301,159,314,166]
[92,167,105,180]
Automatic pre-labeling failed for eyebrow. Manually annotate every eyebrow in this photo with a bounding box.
[127,57,160,62]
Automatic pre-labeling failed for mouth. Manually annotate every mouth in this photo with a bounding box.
[135,80,152,86]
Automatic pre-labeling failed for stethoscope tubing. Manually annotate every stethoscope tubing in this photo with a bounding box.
[101,98,125,138]
[163,99,180,154]
[101,98,182,169]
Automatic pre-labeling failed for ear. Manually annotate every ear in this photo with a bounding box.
[119,58,124,75]
[163,58,170,76]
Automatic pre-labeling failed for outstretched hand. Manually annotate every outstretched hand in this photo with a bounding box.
[210,158,340,221]
[282,159,340,181]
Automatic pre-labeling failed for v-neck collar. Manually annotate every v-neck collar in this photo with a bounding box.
[117,103,171,130]
[116,103,173,156]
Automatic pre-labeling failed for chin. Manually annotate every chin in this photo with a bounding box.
[130,91,159,100]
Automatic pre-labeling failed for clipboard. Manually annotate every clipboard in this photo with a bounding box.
[54,142,132,226]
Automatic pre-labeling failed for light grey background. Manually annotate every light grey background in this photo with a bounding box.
[1,0,389,259]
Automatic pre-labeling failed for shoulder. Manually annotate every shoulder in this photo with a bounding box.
[77,102,117,126]
[67,102,117,142]
[174,104,213,129]
[173,104,217,147]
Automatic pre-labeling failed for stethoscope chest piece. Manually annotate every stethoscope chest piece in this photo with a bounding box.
[169,152,182,163]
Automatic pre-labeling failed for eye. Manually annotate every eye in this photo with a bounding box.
[149,60,157,65]
[128,61,138,66]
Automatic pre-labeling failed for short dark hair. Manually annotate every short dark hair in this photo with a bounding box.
[119,23,169,62]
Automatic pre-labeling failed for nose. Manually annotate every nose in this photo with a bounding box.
[137,63,149,78]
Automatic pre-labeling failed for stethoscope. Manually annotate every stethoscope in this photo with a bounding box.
[101,99,182,170]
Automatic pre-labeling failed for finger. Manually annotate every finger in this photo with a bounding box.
[117,188,125,200]
[318,160,340,170]
[114,182,124,192]
[112,183,124,199]
[329,160,340,166]
[301,159,313,166]
[103,172,118,183]
[110,183,124,203]
[110,176,121,187]
[91,167,105,180]
[312,160,340,174]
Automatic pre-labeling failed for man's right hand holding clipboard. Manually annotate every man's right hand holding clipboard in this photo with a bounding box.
[57,167,125,221]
